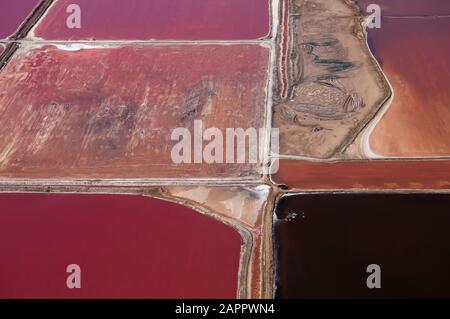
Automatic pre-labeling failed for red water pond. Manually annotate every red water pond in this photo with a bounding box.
[0,0,41,39]
[272,159,450,190]
[368,18,450,156]
[32,0,270,40]
[0,193,242,298]
[356,0,450,15]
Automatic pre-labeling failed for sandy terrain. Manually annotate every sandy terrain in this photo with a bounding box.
[162,185,275,298]
[272,0,389,158]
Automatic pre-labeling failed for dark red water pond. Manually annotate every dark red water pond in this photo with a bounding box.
[0,0,41,39]
[32,0,270,40]
[0,193,242,298]
[368,18,450,156]
[275,193,450,298]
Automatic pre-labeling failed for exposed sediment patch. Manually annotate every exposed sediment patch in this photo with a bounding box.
[272,0,390,159]
[162,185,274,298]
[0,43,269,180]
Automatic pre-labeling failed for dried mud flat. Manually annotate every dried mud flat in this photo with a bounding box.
[0,44,269,180]
[272,0,390,158]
